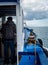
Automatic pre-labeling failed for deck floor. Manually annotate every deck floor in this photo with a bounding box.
[0,58,17,65]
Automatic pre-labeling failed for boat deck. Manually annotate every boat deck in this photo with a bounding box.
[0,58,17,65]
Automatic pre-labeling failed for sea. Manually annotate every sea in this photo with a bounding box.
[32,27,48,48]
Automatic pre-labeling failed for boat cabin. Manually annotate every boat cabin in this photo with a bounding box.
[0,0,23,58]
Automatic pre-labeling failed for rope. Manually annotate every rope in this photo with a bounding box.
[35,42,37,65]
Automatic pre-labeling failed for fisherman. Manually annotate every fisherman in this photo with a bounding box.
[27,32,48,57]
[1,17,16,64]
[28,32,36,44]
[24,27,36,43]
[19,32,42,65]
[24,31,36,49]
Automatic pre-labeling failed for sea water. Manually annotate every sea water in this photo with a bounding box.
[32,27,48,48]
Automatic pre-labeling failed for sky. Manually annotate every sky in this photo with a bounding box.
[22,0,48,11]
[21,0,48,27]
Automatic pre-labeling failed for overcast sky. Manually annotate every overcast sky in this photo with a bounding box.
[22,0,48,11]
[22,0,48,27]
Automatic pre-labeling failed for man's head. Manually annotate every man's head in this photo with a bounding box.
[7,17,13,21]
[27,32,36,44]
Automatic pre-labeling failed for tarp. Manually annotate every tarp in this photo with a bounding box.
[0,0,19,2]
[38,51,48,65]
[19,45,42,65]
[19,44,48,65]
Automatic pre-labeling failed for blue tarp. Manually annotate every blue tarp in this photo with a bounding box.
[19,55,36,65]
[19,45,42,65]
[0,0,19,2]
[19,44,48,65]
[38,51,48,65]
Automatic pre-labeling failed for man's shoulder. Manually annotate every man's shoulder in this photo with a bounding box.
[12,21,14,23]
[12,21,16,25]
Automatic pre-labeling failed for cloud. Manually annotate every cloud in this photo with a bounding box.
[24,10,48,20]
[22,0,48,11]
[22,0,48,26]
[22,0,48,20]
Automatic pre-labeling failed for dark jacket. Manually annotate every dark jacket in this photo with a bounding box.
[1,21,16,40]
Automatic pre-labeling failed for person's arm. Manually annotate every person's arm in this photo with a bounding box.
[14,24,17,46]
[14,24,16,35]
[0,24,4,34]
[0,24,5,43]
